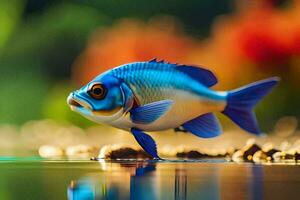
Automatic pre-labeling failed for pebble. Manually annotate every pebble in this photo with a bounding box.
[272,151,295,161]
[232,150,244,162]
[242,143,261,161]
[102,147,152,159]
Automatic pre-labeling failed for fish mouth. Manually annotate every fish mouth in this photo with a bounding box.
[67,98,83,107]
[67,93,92,111]
[67,93,123,117]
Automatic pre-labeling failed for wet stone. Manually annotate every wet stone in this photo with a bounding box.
[295,153,300,160]
[186,151,205,158]
[176,150,226,159]
[107,147,152,159]
[273,152,295,161]
[242,144,261,161]
[176,151,205,159]
[232,150,244,162]
[252,149,280,163]
[284,153,295,160]
[253,151,267,163]
[265,149,280,159]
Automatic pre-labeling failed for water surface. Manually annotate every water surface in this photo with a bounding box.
[0,159,299,200]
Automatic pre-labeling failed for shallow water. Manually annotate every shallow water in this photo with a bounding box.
[0,159,299,200]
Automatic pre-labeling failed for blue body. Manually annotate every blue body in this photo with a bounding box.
[67,59,279,158]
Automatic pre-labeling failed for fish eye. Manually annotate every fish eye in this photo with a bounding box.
[88,83,107,100]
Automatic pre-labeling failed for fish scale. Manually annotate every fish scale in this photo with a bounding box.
[110,62,201,105]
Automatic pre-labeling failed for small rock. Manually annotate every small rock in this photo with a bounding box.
[285,153,296,160]
[186,150,205,158]
[295,153,300,161]
[272,151,295,161]
[232,150,244,162]
[176,150,208,159]
[265,149,279,158]
[253,151,267,163]
[107,147,152,159]
[176,152,187,158]
[273,152,283,161]
[242,144,261,161]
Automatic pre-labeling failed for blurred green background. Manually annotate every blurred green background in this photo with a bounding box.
[0,0,299,131]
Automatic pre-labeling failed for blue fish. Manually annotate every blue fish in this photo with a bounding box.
[67,59,279,159]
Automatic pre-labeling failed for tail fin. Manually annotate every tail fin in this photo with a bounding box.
[222,77,280,134]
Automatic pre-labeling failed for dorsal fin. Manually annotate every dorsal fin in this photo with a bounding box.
[175,65,218,87]
[149,58,157,63]
[147,59,218,87]
[148,58,170,64]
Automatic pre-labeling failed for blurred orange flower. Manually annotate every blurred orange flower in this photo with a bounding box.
[188,0,300,88]
[72,18,198,85]
[207,0,300,70]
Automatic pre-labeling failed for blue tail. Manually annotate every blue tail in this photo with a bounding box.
[222,77,280,134]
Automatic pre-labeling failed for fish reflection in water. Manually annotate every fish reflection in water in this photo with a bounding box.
[67,161,157,200]
[68,180,97,200]
[67,160,266,200]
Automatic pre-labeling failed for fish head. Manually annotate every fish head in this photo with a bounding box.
[67,73,134,123]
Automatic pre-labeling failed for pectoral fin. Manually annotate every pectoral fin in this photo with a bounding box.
[131,128,160,159]
[130,100,173,124]
[182,113,221,138]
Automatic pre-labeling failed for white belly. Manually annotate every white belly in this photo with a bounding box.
[107,90,226,132]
